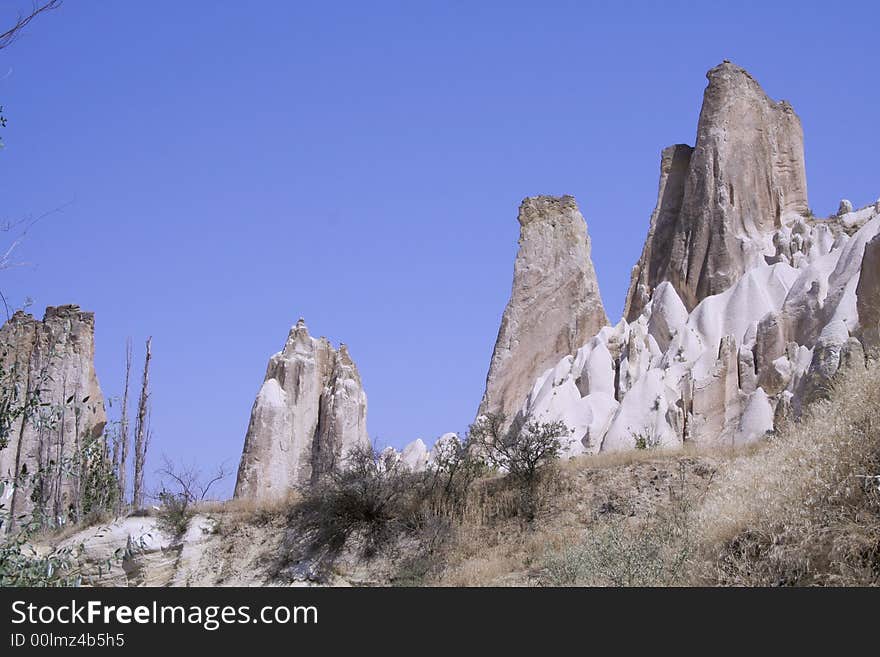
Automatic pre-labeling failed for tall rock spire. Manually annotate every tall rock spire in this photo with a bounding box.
[624,61,809,320]
[478,195,608,423]
[233,319,369,502]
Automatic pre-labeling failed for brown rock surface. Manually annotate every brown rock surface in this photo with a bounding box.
[625,62,809,319]
[478,195,608,423]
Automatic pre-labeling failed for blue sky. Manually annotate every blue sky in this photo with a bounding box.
[1,1,877,496]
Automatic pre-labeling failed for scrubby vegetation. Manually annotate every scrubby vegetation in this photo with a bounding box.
[537,358,880,587]
[259,358,880,587]
[0,357,137,585]
[0,360,99,586]
[542,462,705,586]
[469,413,570,521]
[269,417,568,583]
[154,456,229,538]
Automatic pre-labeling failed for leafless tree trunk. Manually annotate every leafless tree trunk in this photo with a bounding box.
[113,338,133,512]
[0,1,62,51]
[132,337,152,510]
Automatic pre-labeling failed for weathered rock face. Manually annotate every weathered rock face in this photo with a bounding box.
[0,305,106,529]
[516,63,880,459]
[233,319,369,502]
[625,61,809,319]
[478,195,608,424]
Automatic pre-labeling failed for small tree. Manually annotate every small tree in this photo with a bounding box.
[288,444,420,575]
[154,455,229,537]
[0,347,88,586]
[425,433,485,519]
[469,413,570,521]
[0,353,40,452]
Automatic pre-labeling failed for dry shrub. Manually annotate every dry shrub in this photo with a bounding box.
[275,445,429,580]
[469,413,571,521]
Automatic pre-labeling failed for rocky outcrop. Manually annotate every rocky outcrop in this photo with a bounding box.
[233,319,369,502]
[478,195,608,424]
[517,63,880,458]
[400,438,428,472]
[525,201,880,455]
[624,61,809,319]
[0,305,106,530]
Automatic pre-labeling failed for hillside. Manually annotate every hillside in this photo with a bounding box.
[36,356,878,587]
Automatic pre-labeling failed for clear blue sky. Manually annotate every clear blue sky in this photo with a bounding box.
[1,1,877,496]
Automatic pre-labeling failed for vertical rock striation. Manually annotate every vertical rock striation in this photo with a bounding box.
[233,319,369,502]
[0,305,106,529]
[478,195,608,424]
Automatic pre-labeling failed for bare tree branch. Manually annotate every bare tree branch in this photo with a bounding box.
[0,200,74,320]
[0,1,62,51]
[156,454,231,503]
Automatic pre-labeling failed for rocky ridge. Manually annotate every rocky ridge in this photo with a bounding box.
[624,61,809,319]
[233,61,880,496]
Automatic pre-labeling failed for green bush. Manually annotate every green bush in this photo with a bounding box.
[155,489,194,538]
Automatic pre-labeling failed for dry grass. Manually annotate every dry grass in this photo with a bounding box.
[695,360,880,585]
[196,491,300,517]
[560,440,763,473]
[197,491,300,537]
[421,455,720,586]
[423,359,880,587]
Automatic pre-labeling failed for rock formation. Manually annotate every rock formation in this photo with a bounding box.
[478,195,608,424]
[526,202,879,456]
[233,319,369,502]
[0,305,106,530]
[516,63,879,458]
[234,62,880,493]
[624,61,809,320]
